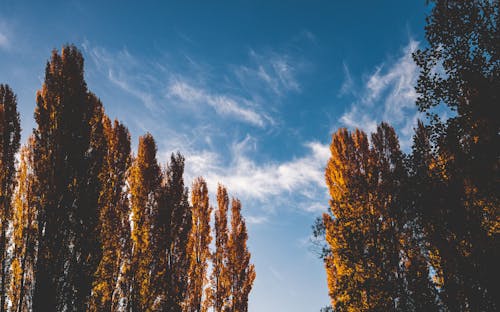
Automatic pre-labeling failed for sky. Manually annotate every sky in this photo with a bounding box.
[0,1,430,311]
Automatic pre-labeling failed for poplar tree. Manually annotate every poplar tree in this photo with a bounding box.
[206,185,231,312]
[0,84,21,312]
[128,133,161,312]
[374,123,439,311]
[8,139,36,312]
[322,124,428,311]
[186,177,212,312]
[369,123,406,308]
[323,128,379,311]
[227,198,255,312]
[156,153,192,312]
[90,117,132,312]
[32,46,104,311]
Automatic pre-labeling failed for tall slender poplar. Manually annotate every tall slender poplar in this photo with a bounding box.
[227,198,255,312]
[128,133,161,312]
[0,84,21,312]
[186,177,212,312]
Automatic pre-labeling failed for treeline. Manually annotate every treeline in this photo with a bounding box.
[0,46,255,312]
[317,1,498,311]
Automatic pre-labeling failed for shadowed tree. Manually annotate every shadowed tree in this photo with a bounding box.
[0,84,21,312]
[403,121,442,311]
[89,117,132,312]
[32,46,105,312]
[155,153,192,312]
[369,123,407,309]
[413,0,499,310]
[0,41,264,312]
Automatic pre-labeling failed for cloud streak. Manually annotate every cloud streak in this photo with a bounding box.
[0,32,8,49]
[167,80,266,127]
[0,20,11,50]
[235,49,302,97]
[339,62,354,97]
[83,42,162,111]
[83,42,276,128]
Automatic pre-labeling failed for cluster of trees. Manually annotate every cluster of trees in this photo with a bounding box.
[0,46,255,312]
[317,1,498,311]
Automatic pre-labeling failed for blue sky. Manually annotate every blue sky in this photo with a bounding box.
[0,1,429,310]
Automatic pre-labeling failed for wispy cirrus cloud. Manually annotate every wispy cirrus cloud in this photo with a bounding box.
[339,61,354,97]
[0,32,8,49]
[83,38,327,220]
[167,80,267,127]
[0,20,12,50]
[83,41,274,128]
[235,49,303,97]
[339,39,421,150]
[82,42,162,111]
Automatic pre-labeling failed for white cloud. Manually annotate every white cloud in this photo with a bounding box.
[246,215,269,225]
[339,106,378,134]
[339,39,421,150]
[173,136,329,212]
[167,80,266,127]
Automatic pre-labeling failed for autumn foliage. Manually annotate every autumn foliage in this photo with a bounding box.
[318,1,499,311]
[2,1,497,311]
[0,46,255,311]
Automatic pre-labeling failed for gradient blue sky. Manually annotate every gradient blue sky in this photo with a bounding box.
[0,1,430,311]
